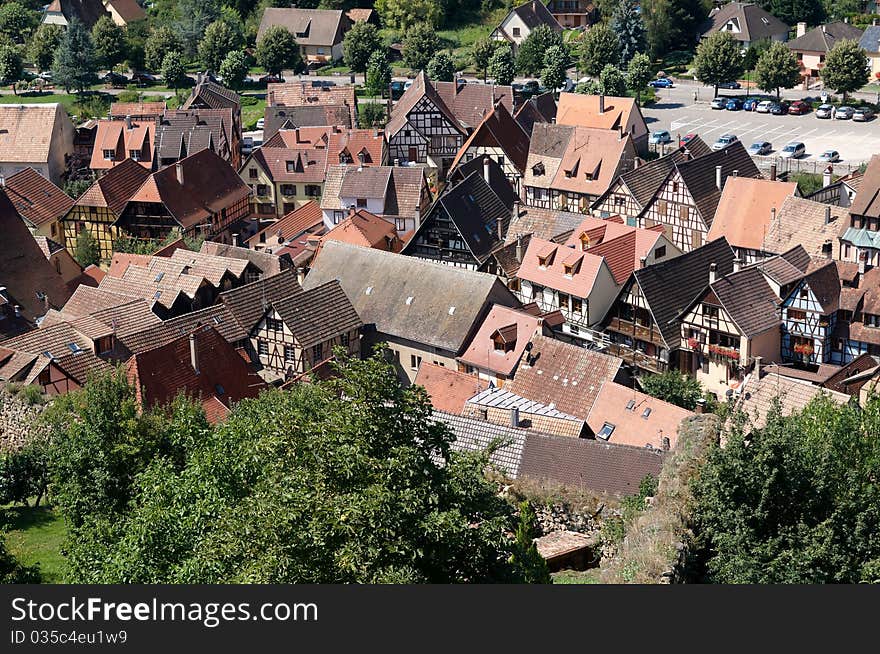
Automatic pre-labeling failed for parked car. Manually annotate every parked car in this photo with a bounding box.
[649,78,674,88]
[38,71,52,80]
[390,80,405,99]
[854,107,875,122]
[816,104,834,118]
[818,150,840,163]
[742,98,762,111]
[725,98,743,111]
[835,106,855,119]
[259,74,283,84]
[747,141,772,155]
[649,130,672,144]
[256,118,265,130]
[131,72,158,86]
[788,100,811,115]
[756,100,773,113]
[710,97,726,109]
[780,141,806,159]
[712,133,739,151]
[770,101,790,115]
[241,137,254,157]
[102,71,128,87]
[719,81,741,89]
[680,133,698,145]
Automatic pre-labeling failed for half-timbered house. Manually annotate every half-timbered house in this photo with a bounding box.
[779,259,841,365]
[637,141,761,253]
[838,154,880,268]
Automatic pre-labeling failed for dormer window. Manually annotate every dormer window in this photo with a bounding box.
[103,150,115,161]
[537,247,556,268]
[130,150,140,161]
[490,325,517,353]
[563,263,575,277]
[532,162,545,176]
[866,314,880,328]
[286,161,296,172]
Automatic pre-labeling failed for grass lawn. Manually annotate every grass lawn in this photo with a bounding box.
[241,95,267,131]
[551,568,602,584]
[3,505,67,584]
[0,90,114,120]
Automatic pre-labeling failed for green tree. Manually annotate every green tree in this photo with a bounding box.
[427,51,455,82]
[642,0,705,59]
[541,45,569,95]
[762,0,825,27]
[693,31,744,98]
[0,2,38,44]
[342,21,380,73]
[0,437,50,508]
[693,395,880,583]
[174,0,220,59]
[365,49,391,96]
[0,44,23,95]
[599,63,627,96]
[0,536,41,584]
[218,49,248,91]
[509,502,551,584]
[821,38,869,101]
[579,22,620,76]
[612,0,647,66]
[361,101,386,128]
[375,0,442,30]
[91,15,127,71]
[161,51,187,92]
[27,23,62,72]
[754,41,800,100]
[52,19,97,94]
[488,43,515,86]
[627,52,653,104]
[741,38,771,72]
[639,371,703,410]
[144,26,182,72]
[52,352,549,583]
[198,20,244,73]
[74,227,101,267]
[256,25,301,77]
[516,24,564,77]
[123,16,149,71]
[402,22,438,71]
[472,37,499,82]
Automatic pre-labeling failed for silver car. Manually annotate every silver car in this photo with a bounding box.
[818,150,840,163]
[780,142,806,159]
[816,104,834,118]
[835,106,855,119]
[854,107,875,122]
[712,133,739,151]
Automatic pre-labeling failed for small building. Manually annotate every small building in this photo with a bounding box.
[2,167,74,246]
[700,2,790,47]
[241,147,327,218]
[414,361,488,414]
[838,154,880,268]
[109,102,166,124]
[257,9,352,64]
[265,83,359,136]
[457,305,545,386]
[546,0,598,29]
[788,21,863,83]
[763,195,843,260]
[514,92,558,137]
[859,26,880,81]
[102,0,145,26]
[155,108,240,170]
[181,80,242,150]
[90,118,154,174]
[246,200,326,254]
[42,0,107,29]
[556,93,650,157]
[492,1,562,52]
[779,259,841,365]
[318,209,403,254]
[0,104,75,187]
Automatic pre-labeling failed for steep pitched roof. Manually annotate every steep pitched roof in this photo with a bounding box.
[763,195,844,257]
[447,154,517,209]
[199,242,288,277]
[217,269,302,332]
[755,245,812,286]
[707,177,798,251]
[0,104,67,164]
[701,2,790,41]
[556,94,645,134]
[508,1,562,31]
[516,237,610,299]
[849,153,880,218]
[269,279,363,348]
[246,200,324,249]
[736,371,849,429]
[514,92,557,136]
[386,71,460,138]
[506,206,585,242]
[258,8,351,48]
[705,266,781,337]
[45,0,107,28]
[104,0,146,23]
[788,21,863,53]
[249,147,328,183]
[181,81,240,112]
[451,101,530,174]
[433,80,515,132]
[266,81,357,129]
[74,157,152,214]
[90,119,154,170]
[303,241,518,353]
[859,25,880,53]
[2,168,73,228]
[457,305,543,377]
[319,209,399,251]
[628,237,735,349]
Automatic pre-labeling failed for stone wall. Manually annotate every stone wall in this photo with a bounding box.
[0,390,49,453]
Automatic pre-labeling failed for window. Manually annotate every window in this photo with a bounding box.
[788,309,807,321]
[249,168,258,179]
[130,150,140,161]
[305,185,321,197]
[395,217,406,232]
[657,200,667,216]
[312,343,324,361]
[800,287,809,299]
[280,184,296,196]
[702,304,719,319]
[341,332,350,348]
[103,150,115,161]
[512,27,521,36]
[654,245,666,259]
[430,116,443,128]
[410,354,422,370]
[258,203,275,215]
[866,314,880,328]
[256,184,269,197]
[257,340,268,356]
[596,422,615,440]
[614,196,625,207]
[497,155,505,167]
[284,346,295,362]
[571,296,582,314]
[265,317,283,332]
[333,211,344,224]
[672,182,679,193]
[357,198,367,208]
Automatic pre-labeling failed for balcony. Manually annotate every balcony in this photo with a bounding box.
[606,343,668,374]
[607,317,665,347]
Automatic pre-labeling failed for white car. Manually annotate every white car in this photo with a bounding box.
[711,133,739,151]
[756,100,773,113]
[818,149,840,163]
[779,142,806,159]
[256,118,265,130]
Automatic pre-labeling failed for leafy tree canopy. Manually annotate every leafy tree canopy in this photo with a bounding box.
[27,24,63,72]
[754,41,800,99]
[0,2,38,44]
[472,37,500,81]
[375,0,442,30]
[821,38,869,99]
[541,45,569,94]
[760,0,825,28]
[0,44,23,93]
[161,51,187,91]
[427,51,455,82]
[627,52,653,104]
[91,15,127,71]
[73,227,101,267]
[488,43,515,86]
[256,25,301,77]
[402,22,439,71]
[579,22,620,77]
[365,49,392,95]
[342,21,381,73]
[642,0,705,59]
[516,24,564,77]
[693,31,744,97]
[198,19,244,73]
[218,49,249,91]
[599,63,627,97]
[639,371,704,410]
[144,26,182,72]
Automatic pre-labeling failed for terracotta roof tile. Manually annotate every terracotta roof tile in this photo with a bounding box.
[414,362,487,413]
[707,177,798,251]
[458,306,543,377]
[0,104,67,164]
[2,168,73,228]
[246,200,324,249]
[266,81,357,129]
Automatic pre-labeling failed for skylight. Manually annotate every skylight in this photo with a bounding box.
[597,423,615,440]
[642,408,652,419]
[67,342,82,354]
[626,399,636,411]
[154,272,165,282]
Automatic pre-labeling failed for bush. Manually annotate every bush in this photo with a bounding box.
[20,385,44,406]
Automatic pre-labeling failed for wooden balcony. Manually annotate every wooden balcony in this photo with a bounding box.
[607,317,665,347]
[606,343,668,374]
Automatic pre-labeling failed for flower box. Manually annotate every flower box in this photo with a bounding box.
[708,344,739,360]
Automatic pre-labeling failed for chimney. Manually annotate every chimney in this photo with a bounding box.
[125,115,132,130]
[821,24,826,33]
[639,256,647,268]
[825,205,832,225]
[516,234,523,262]
[175,163,184,186]
[859,253,867,275]
[598,94,605,113]
[232,232,239,246]
[732,169,738,177]
[296,267,305,285]
[709,262,717,285]
[797,22,807,38]
[770,163,777,181]
[497,215,503,241]
[295,128,301,143]
[733,258,741,273]
[509,407,520,428]
[483,156,490,185]
[823,165,833,188]
[754,355,763,380]
[694,398,706,414]
[189,333,199,374]
[715,165,722,191]
[661,435,670,451]
[393,158,399,166]
[618,125,624,140]
[634,157,641,169]
[771,207,776,224]
[513,199,520,218]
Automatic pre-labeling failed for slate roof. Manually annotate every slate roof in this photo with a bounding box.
[451,102,530,173]
[2,168,73,228]
[155,109,234,163]
[762,195,844,258]
[433,411,528,479]
[217,269,302,334]
[414,362,487,414]
[74,157,152,214]
[508,334,622,419]
[447,155,516,209]
[708,177,798,251]
[506,206,585,242]
[270,280,363,347]
[627,237,735,349]
[788,21,863,53]
[705,266,781,337]
[514,91,557,136]
[518,431,666,497]
[303,241,518,353]
[181,81,240,112]
[797,259,841,314]
[859,25,880,53]
[755,245,812,286]
[701,2,790,41]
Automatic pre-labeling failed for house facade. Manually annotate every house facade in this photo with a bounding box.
[700,2,790,48]
[492,1,562,51]
[0,104,75,187]
[257,8,352,63]
[241,148,326,218]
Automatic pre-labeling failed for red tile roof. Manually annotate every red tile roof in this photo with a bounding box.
[318,209,400,252]
[413,362,487,413]
[109,102,166,120]
[75,157,152,214]
[89,119,154,171]
[457,305,543,377]
[245,200,325,249]
[2,168,74,228]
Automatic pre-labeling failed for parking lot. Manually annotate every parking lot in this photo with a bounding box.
[642,99,880,168]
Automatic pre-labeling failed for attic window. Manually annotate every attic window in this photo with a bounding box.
[405,296,414,305]
[626,399,636,411]
[597,422,615,440]
[642,408,652,419]
[365,286,373,295]
[532,162,545,176]
[563,263,576,277]
[448,306,456,315]
[154,272,165,282]
[286,161,296,172]
[67,342,83,354]
[103,150,115,161]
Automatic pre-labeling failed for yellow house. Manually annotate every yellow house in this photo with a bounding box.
[240,148,326,219]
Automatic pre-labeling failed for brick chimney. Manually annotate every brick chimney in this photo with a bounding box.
[598,94,605,113]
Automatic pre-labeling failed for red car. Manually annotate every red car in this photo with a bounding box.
[680,133,698,146]
[788,100,811,115]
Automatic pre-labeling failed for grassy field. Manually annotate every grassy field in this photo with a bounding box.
[3,505,67,584]
[0,90,115,120]
[551,568,602,584]
[240,95,267,131]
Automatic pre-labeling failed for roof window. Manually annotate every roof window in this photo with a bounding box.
[597,422,615,440]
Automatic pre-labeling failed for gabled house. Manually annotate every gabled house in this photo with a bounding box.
[700,2,790,47]
[602,237,735,374]
[556,93,650,156]
[90,118,154,174]
[103,0,146,26]
[788,21,863,82]
[414,362,488,414]
[245,200,326,261]
[763,195,843,260]
[678,264,782,395]
[806,169,861,207]
[115,149,250,243]
[838,154,880,268]
[514,91,557,137]
[402,166,512,270]
[241,147,327,218]
[779,259,841,365]
[0,104,75,187]
[155,108,239,170]
[449,102,530,194]
[546,0,598,29]
[60,158,151,263]
[637,141,761,253]
[258,8,352,64]
[303,241,519,384]
[859,25,880,80]
[591,137,711,225]
[2,167,74,246]
[42,0,107,28]
[706,176,799,263]
[265,82,358,136]
[263,126,386,169]
[109,102,166,123]
[318,209,402,253]
[492,1,562,51]
[181,80,242,143]
[320,164,431,233]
